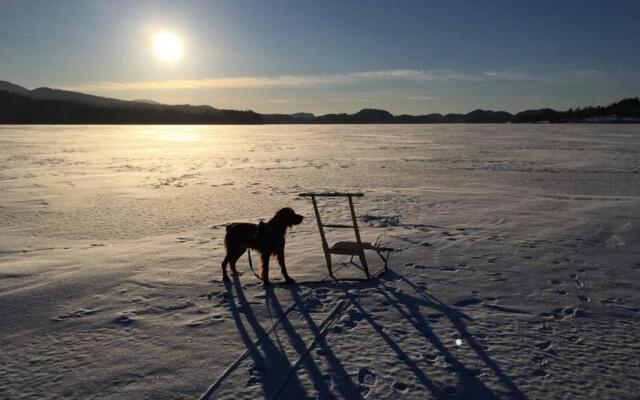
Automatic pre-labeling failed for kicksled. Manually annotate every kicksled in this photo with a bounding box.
[299,192,394,281]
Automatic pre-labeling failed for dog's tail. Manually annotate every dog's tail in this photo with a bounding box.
[224,223,236,249]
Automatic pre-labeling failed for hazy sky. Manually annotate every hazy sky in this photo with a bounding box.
[2,0,639,114]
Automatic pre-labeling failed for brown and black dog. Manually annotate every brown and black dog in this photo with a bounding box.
[222,207,304,285]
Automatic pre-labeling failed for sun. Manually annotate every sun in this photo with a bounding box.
[152,32,183,62]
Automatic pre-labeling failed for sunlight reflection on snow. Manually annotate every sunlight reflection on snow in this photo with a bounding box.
[154,132,200,142]
[144,128,201,142]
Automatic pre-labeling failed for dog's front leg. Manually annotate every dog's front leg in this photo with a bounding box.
[277,251,295,284]
[260,253,271,286]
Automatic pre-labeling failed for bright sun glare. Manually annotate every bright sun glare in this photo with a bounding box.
[152,32,183,62]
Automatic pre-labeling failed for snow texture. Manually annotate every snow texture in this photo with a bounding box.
[1,124,639,399]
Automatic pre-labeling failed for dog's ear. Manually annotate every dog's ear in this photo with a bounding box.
[276,207,294,218]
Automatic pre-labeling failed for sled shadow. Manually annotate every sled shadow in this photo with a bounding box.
[225,268,525,399]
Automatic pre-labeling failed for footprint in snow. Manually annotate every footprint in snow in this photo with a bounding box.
[339,315,357,329]
[454,298,482,307]
[303,297,325,313]
[249,362,266,376]
[338,309,364,329]
[392,328,409,337]
[52,308,99,321]
[416,284,428,293]
[532,368,549,378]
[426,313,444,322]
[535,340,553,352]
[313,287,332,299]
[532,355,549,366]
[201,291,218,301]
[409,263,427,269]
[186,314,225,327]
[391,381,409,393]
[113,314,134,325]
[423,353,439,363]
[550,306,588,319]
[567,335,583,344]
[358,367,377,387]
[347,309,364,321]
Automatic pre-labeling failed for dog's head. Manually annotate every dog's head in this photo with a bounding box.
[274,207,304,227]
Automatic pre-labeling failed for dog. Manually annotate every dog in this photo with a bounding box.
[221,207,304,285]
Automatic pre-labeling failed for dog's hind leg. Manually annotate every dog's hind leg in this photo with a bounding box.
[221,253,231,282]
[229,246,246,275]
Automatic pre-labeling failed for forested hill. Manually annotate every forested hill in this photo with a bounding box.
[0,90,262,124]
[511,98,640,123]
[1,80,638,124]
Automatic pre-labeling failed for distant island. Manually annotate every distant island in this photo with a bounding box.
[1,81,639,124]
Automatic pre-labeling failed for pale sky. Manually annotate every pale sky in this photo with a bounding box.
[1,0,639,114]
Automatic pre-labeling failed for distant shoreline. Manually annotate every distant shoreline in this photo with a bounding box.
[1,81,639,125]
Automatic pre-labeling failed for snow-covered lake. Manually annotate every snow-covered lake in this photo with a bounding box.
[1,124,639,399]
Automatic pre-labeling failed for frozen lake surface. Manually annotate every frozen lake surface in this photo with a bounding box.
[1,124,639,399]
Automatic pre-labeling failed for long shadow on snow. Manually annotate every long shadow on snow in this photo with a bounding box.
[298,269,526,399]
[225,276,307,398]
[355,270,526,399]
[391,271,527,399]
[226,276,359,399]
[225,269,525,399]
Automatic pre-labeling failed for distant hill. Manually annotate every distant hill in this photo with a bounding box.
[313,108,396,124]
[512,98,640,123]
[0,80,637,124]
[510,108,559,123]
[133,99,164,105]
[0,81,30,95]
[262,112,316,124]
[290,109,513,124]
[0,80,235,120]
[0,81,149,107]
[265,108,513,124]
[0,90,261,124]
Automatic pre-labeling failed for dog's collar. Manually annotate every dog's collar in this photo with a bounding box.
[255,220,278,239]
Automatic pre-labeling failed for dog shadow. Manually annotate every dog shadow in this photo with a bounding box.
[225,276,362,399]
[223,270,525,399]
